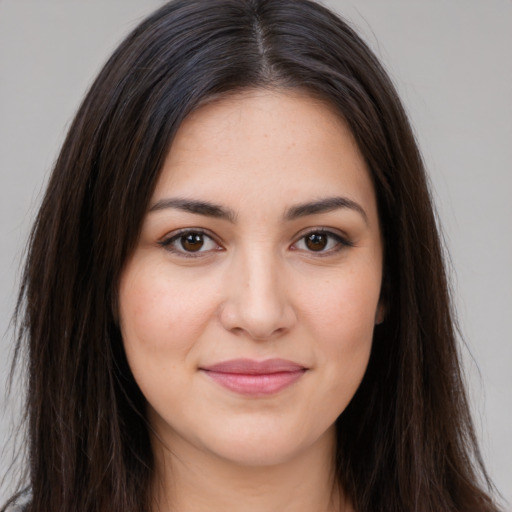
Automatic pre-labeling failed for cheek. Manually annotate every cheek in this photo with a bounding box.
[118,260,218,360]
[302,266,381,335]
[298,265,381,385]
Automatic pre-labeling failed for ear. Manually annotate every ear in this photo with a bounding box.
[375,300,386,325]
[375,274,389,325]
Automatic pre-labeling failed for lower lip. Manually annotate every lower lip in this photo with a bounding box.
[201,370,306,396]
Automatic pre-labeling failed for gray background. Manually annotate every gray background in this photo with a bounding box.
[1,0,510,506]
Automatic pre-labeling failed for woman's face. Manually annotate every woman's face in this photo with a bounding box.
[119,90,384,468]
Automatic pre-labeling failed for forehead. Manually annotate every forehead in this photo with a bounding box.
[153,89,377,221]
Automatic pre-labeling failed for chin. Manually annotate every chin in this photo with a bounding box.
[198,420,336,468]
[215,441,300,467]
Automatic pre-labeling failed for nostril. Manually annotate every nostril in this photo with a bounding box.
[218,299,296,341]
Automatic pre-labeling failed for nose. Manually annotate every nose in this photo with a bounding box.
[219,250,297,341]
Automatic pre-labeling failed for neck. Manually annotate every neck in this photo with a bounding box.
[150,426,350,512]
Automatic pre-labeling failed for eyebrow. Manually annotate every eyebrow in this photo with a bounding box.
[149,198,237,222]
[148,195,367,224]
[284,196,368,224]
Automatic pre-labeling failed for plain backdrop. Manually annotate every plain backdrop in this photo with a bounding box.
[1,0,510,506]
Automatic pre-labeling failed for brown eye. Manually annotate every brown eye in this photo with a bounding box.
[305,233,328,251]
[160,230,220,257]
[181,233,204,252]
[292,230,351,255]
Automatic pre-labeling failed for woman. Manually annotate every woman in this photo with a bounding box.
[2,0,501,510]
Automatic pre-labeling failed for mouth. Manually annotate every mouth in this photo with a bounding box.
[199,358,307,396]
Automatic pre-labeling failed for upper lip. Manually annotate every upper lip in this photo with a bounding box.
[200,358,306,374]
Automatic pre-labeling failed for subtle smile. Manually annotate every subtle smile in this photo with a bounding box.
[199,358,307,396]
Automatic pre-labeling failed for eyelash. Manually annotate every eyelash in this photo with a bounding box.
[158,229,222,259]
[291,228,354,256]
[158,228,353,259]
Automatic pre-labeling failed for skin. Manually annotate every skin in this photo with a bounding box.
[119,90,384,512]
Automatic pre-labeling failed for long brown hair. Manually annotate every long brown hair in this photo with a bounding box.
[5,0,500,510]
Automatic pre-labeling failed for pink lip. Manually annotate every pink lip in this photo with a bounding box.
[200,358,307,396]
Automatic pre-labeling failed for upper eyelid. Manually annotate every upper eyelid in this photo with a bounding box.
[157,226,353,251]
[291,227,353,245]
[159,228,220,245]
[158,229,223,259]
